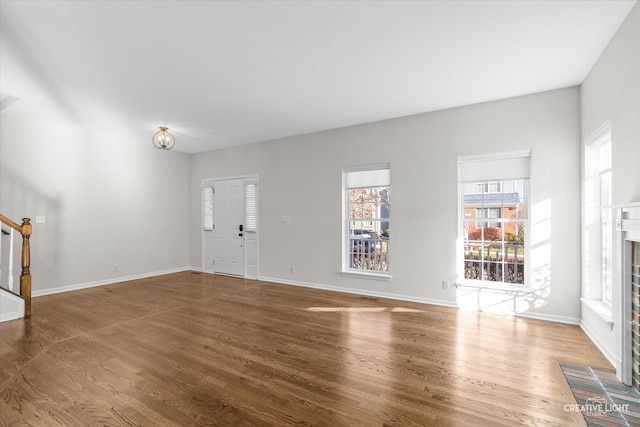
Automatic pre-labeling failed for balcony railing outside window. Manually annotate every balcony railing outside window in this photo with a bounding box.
[464,232,525,284]
[349,231,389,271]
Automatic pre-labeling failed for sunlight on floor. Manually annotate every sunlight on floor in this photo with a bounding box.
[305,307,424,313]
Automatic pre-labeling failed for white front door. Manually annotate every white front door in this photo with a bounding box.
[214,178,244,276]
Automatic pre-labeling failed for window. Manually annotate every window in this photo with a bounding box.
[343,164,390,277]
[202,186,213,231]
[244,179,257,233]
[459,151,530,286]
[587,123,613,305]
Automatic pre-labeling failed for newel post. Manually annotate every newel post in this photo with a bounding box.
[20,218,32,318]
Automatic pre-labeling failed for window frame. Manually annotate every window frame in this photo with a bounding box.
[341,163,391,281]
[586,122,613,306]
[458,151,531,289]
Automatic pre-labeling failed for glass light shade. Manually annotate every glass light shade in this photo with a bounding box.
[152,126,175,150]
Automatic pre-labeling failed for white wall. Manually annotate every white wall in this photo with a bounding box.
[0,5,633,332]
[191,87,582,322]
[0,116,191,294]
[580,4,640,372]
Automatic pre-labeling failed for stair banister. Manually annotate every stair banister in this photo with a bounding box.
[0,215,32,318]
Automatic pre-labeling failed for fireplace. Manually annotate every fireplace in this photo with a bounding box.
[617,203,640,389]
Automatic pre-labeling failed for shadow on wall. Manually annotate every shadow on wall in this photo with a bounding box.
[2,12,84,124]
[455,198,552,315]
[0,164,61,291]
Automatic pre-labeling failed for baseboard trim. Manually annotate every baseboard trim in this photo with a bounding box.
[258,276,583,325]
[580,319,619,370]
[516,311,581,325]
[0,310,23,322]
[0,289,25,322]
[32,267,192,298]
[28,269,582,327]
[258,276,458,309]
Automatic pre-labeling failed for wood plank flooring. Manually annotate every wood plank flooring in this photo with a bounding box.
[0,272,611,426]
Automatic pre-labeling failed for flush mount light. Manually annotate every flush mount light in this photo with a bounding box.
[152,126,175,150]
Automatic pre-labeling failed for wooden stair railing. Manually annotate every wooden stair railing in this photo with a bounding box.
[0,215,32,318]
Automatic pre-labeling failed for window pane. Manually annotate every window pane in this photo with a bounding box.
[598,141,611,172]
[600,171,612,207]
[463,178,527,285]
[588,132,612,304]
[362,202,376,219]
[349,189,363,219]
[244,183,257,232]
[602,206,613,304]
[202,187,213,231]
[380,188,390,220]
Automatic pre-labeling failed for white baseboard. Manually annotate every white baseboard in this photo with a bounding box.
[259,276,584,325]
[32,267,192,297]
[0,310,23,322]
[259,275,458,308]
[580,319,619,370]
[516,311,581,325]
[0,289,25,322]
[26,269,582,327]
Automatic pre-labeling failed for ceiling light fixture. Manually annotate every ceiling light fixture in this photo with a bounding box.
[152,126,175,150]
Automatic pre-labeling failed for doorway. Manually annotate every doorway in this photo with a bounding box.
[201,176,258,278]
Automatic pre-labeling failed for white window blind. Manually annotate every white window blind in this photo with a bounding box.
[345,164,390,188]
[244,178,257,232]
[459,150,531,182]
[202,186,213,231]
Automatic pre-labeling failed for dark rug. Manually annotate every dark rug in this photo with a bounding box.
[560,363,640,427]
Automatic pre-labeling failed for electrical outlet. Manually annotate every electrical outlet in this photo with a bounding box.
[290,265,296,273]
[442,280,450,290]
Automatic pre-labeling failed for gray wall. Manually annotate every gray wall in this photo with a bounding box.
[580,3,640,368]
[0,117,191,293]
[4,4,636,328]
[191,87,582,322]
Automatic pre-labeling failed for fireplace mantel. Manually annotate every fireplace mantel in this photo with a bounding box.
[616,202,640,239]
[615,202,640,386]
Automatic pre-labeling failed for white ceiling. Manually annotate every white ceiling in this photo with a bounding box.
[0,0,636,154]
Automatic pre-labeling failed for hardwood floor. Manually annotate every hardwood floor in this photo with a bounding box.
[0,272,610,426]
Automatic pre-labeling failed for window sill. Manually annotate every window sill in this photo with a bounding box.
[340,270,392,282]
[581,298,613,330]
